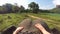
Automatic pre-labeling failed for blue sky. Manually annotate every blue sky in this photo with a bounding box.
[0,0,60,10]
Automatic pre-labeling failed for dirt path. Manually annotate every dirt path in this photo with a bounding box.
[28,14,55,22]
[27,14,60,27]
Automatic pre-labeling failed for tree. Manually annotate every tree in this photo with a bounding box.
[19,6,25,13]
[28,2,39,13]
[12,3,20,13]
[0,6,7,13]
[0,6,4,13]
[3,3,13,13]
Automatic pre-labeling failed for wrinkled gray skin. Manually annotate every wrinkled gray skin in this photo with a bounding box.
[18,18,51,34]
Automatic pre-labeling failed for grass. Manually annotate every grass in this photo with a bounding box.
[0,13,26,31]
[0,13,60,31]
[28,13,60,30]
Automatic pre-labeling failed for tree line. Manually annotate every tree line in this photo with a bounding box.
[0,2,59,14]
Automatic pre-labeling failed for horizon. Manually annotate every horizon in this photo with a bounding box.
[0,0,60,10]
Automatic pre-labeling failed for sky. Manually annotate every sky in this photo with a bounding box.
[0,0,60,10]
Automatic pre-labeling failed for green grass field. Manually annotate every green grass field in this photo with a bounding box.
[0,13,60,31]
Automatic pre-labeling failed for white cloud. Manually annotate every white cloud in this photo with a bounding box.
[0,0,29,9]
[53,0,60,5]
